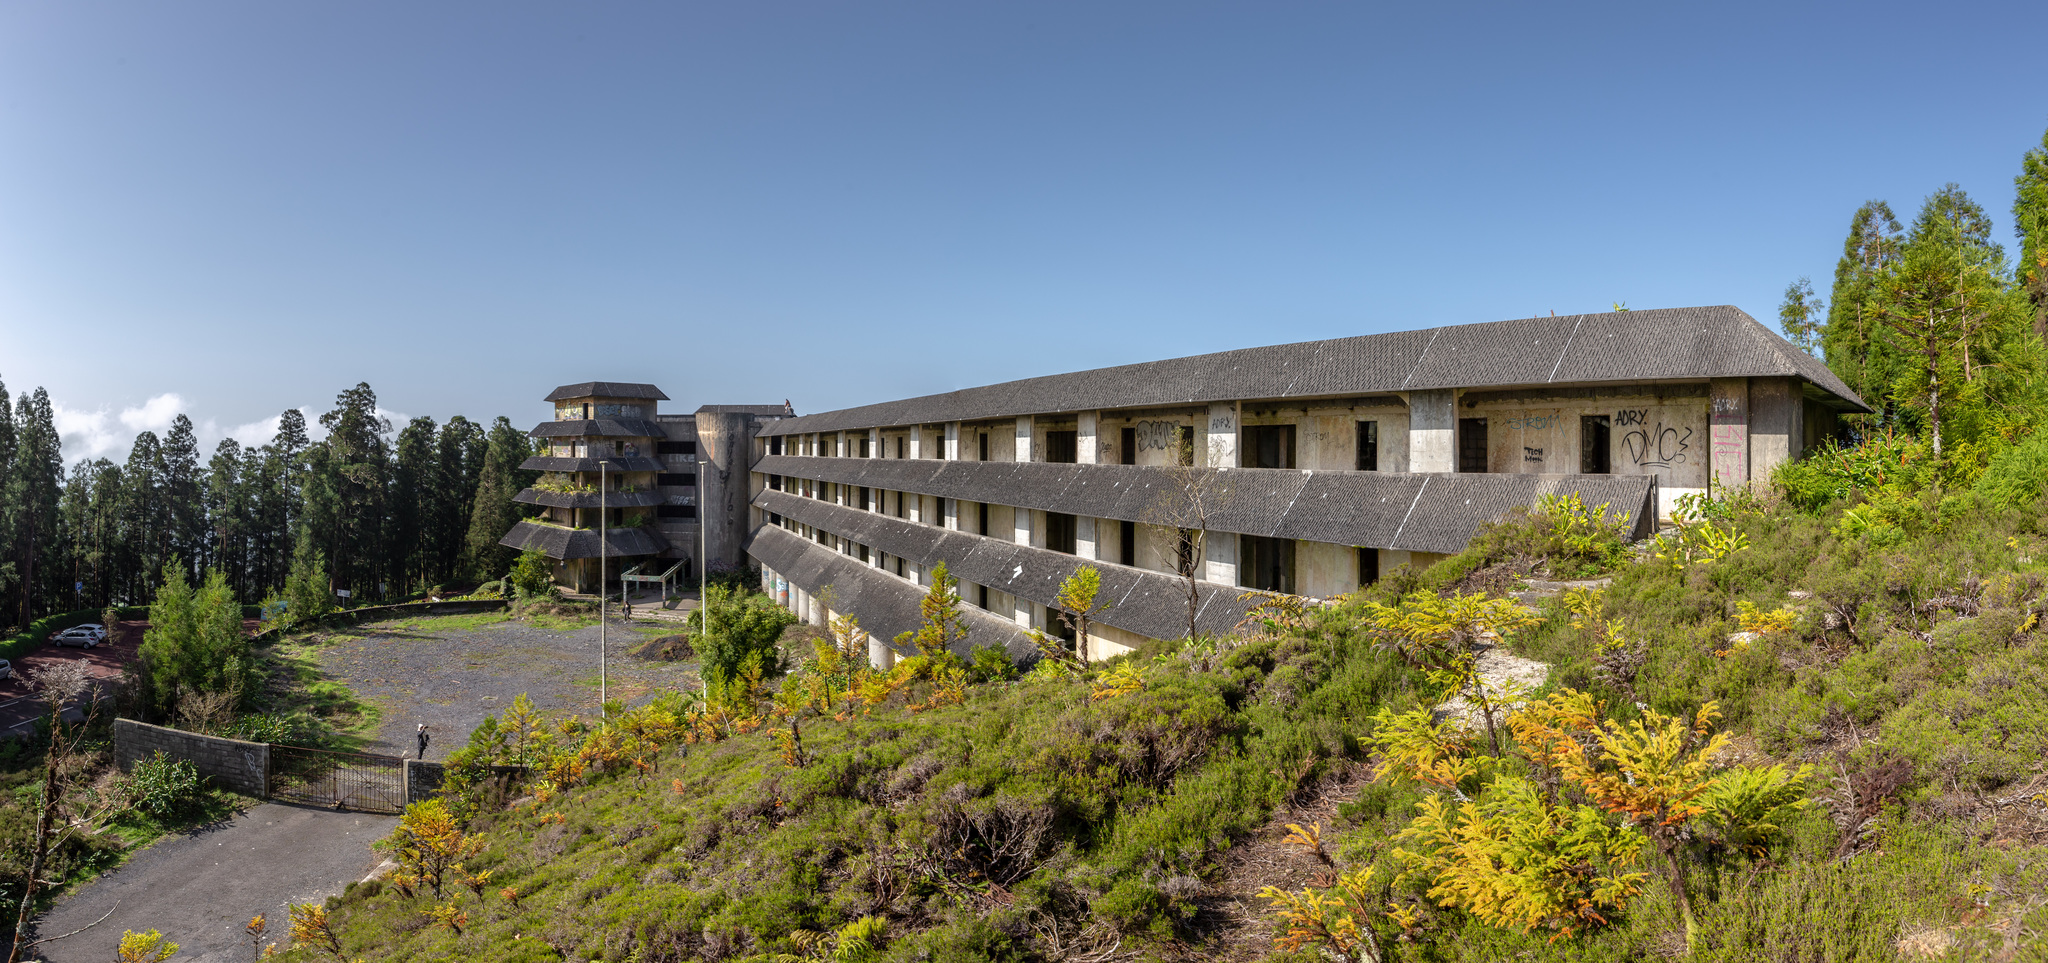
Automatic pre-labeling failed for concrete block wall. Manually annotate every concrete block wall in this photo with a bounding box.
[113,718,268,798]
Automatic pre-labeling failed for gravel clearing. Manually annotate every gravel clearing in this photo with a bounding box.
[312,614,698,760]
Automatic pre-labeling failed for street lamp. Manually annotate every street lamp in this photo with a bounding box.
[599,458,610,708]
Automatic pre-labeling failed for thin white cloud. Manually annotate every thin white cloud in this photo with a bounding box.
[53,398,405,465]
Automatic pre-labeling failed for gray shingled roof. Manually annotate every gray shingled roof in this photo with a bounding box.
[498,521,667,560]
[755,456,1654,553]
[513,489,664,510]
[519,456,665,473]
[696,404,796,416]
[760,306,1866,436]
[748,520,1257,650]
[544,382,670,402]
[749,527,1034,660]
[529,419,668,439]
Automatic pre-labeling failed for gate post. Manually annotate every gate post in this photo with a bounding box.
[401,759,412,807]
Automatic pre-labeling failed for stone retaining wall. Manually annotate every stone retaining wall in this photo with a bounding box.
[113,718,268,797]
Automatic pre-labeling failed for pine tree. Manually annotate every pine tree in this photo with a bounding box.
[161,415,203,583]
[1776,277,1825,355]
[316,383,390,599]
[390,416,437,593]
[9,389,64,626]
[1821,201,1904,410]
[463,442,520,581]
[2015,124,2048,340]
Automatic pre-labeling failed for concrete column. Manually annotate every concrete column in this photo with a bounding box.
[945,422,961,460]
[909,424,923,460]
[695,409,756,571]
[1015,506,1034,547]
[1747,377,1800,486]
[1077,411,1099,464]
[835,431,845,458]
[1407,389,1456,472]
[1204,530,1238,587]
[1710,378,1749,490]
[1015,416,1033,462]
[868,427,882,458]
[1076,516,1098,559]
[1206,402,1240,468]
[1014,594,1034,629]
[868,632,895,670]
[945,497,959,530]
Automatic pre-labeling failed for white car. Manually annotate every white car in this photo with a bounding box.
[75,623,107,642]
[0,660,12,680]
[52,626,100,649]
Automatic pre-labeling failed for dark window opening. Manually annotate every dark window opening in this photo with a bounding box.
[1356,421,1379,471]
[1176,426,1196,466]
[858,544,870,563]
[1458,418,1489,473]
[769,511,782,526]
[977,584,990,609]
[611,508,623,526]
[1242,425,1296,469]
[769,436,782,456]
[657,505,697,519]
[1120,426,1136,465]
[979,432,990,461]
[1045,430,1079,464]
[893,556,905,577]
[657,473,696,487]
[1358,546,1379,587]
[978,502,990,535]
[1176,529,1197,577]
[581,403,590,419]
[859,486,872,511]
[859,435,871,458]
[895,437,903,459]
[1119,520,1136,566]
[936,497,949,526]
[1240,535,1296,593]
[1046,512,1077,555]
[658,440,697,456]
[1581,415,1611,474]
[894,491,904,518]
[1050,608,1077,651]
[769,474,782,491]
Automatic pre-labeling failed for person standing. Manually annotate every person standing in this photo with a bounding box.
[415,723,430,760]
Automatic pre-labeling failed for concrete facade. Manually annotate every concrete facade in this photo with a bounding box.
[746,306,1866,660]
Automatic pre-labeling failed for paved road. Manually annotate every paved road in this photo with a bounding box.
[31,804,396,963]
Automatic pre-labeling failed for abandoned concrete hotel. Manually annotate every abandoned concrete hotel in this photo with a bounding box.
[743,305,1866,662]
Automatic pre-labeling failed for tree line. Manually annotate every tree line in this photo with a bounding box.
[0,380,538,632]
[1779,123,2048,461]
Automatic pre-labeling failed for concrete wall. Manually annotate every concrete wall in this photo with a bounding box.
[114,719,268,798]
[1408,389,1457,472]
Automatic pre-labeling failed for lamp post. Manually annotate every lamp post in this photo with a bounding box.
[599,458,609,708]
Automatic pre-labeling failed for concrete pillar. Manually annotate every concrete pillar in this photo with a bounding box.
[868,632,894,670]
[1077,411,1099,464]
[909,425,923,460]
[1204,530,1238,587]
[945,497,959,530]
[945,422,961,460]
[1015,416,1034,462]
[1076,516,1098,559]
[868,427,881,458]
[695,409,755,571]
[1015,506,1034,547]
[1408,389,1456,472]
[835,431,845,458]
[1710,378,1749,490]
[1014,594,1034,629]
[1747,377,1800,486]
[1207,402,1240,468]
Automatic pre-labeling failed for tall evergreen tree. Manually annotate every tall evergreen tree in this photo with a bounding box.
[9,389,64,627]
[389,416,437,593]
[120,432,167,604]
[316,384,391,599]
[1821,201,1904,411]
[2015,124,2048,340]
[205,439,249,596]
[161,415,203,583]
[1777,277,1825,354]
[0,376,16,627]
[464,441,521,581]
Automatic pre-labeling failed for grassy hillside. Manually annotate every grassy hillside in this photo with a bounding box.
[277,466,2048,962]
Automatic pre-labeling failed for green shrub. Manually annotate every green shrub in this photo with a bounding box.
[967,644,1015,682]
[128,751,203,821]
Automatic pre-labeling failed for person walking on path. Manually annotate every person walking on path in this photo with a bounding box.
[415,723,430,760]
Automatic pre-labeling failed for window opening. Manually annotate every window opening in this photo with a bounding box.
[1356,421,1378,471]
[1242,425,1296,469]
[1045,430,1078,464]
[1240,535,1296,593]
[1046,512,1077,554]
[1458,418,1489,473]
[1581,415,1611,474]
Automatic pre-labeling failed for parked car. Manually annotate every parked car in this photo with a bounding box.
[76,622,107,642]
[0,660,11,680]
[52,626,100,648]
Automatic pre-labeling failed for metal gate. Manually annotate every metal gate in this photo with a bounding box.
[268,744,405,813]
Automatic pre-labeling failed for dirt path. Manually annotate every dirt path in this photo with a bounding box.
[313,615,697,760]
[31,804,395,963]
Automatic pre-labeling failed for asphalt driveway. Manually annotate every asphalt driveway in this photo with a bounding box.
[31,803,396,963]
[314,614,696,761]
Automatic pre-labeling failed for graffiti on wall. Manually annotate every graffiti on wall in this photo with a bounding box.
[1505,414,1556,431]
[1615,408,1648,426]
[1622,423,1692,469]
[1523,447,1545,463]
[1133,420,1184,452]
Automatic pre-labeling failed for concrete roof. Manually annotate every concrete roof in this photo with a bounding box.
[760,305,1866,436]
[544,382,670,402]
[754,456,1655,554]
[529,419,668,439]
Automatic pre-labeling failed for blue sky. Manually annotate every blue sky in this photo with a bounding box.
[2,1,2044,460]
